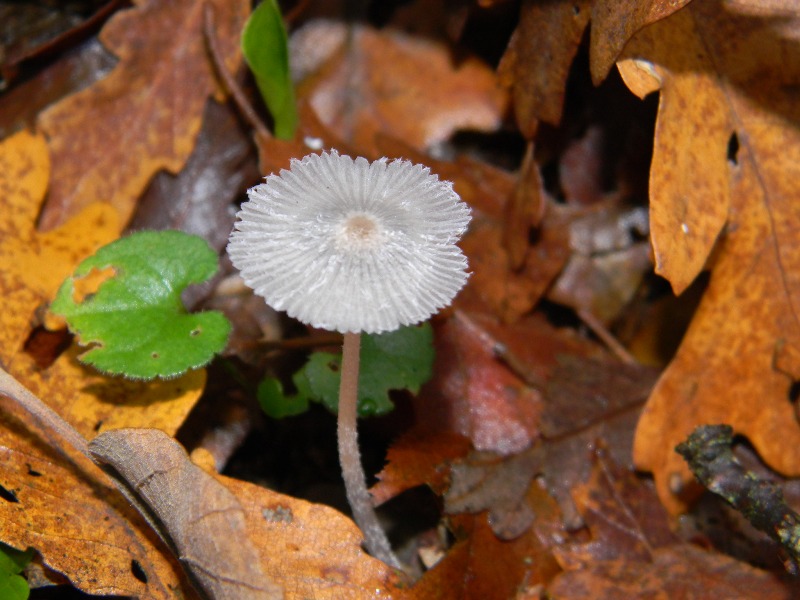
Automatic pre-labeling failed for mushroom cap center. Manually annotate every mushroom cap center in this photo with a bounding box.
[336,213,384,251]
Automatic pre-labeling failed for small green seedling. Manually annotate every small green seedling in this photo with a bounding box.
[0,543,33,600]
[51,230,231,380]
[241,0,298,140]
[258,323,435,418]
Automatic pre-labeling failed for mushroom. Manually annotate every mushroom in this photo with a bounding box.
[228,150,471,568]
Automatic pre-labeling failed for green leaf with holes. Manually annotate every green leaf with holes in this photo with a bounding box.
[0,543,33,600]
[51,230,231,380]
[241,0,297,139]
[258,323,434,418]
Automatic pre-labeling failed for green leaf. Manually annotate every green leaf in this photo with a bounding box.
[257,376,310,418]
[258,323,435,418]
[0,543,33,600]
[241,0,298,140]
[51,230,231,380]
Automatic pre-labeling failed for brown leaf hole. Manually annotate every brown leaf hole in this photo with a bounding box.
[70,266,117,304]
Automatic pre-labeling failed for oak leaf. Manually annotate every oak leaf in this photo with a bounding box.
[548,447,795,598]
[498,0,690,136]
[36,0,249,229]
[621,1,800,512]
[0,131,207,594]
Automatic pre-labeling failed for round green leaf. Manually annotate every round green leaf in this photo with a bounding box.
[51,230,231,380]
[258,323,434,418]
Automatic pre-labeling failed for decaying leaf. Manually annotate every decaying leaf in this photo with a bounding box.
[36,0,249,229]
[0,129,207,595]
[409,487,563,600]
[0,378,191,598]
[624,1,800,513]
[498,0,689,135]
[292,20,507,156]
[89,428,283,600]
[547,446,796,598]
[129,98,260,253]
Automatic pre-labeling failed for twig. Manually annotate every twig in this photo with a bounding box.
[337,332,402,569]
[676,424,800,573]
[203,1,272,144]
[576,308,638,365]
[0,366,90,459]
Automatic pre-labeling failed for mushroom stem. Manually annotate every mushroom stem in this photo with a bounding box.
[337,332,402,569]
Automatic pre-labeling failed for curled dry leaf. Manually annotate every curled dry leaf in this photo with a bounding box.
[0,382,190,598]
[90,430,398,600]
[36,0,249,230]
[89,429,283,600]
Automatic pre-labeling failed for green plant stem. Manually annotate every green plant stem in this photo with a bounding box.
[337,332,402,569]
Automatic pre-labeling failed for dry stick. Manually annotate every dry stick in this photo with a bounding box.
[203,1,272,144]
[576,308,638,365]
[337,332,402,569]
[0,366,90,459]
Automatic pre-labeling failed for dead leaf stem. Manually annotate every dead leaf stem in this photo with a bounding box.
[203,1,271,145]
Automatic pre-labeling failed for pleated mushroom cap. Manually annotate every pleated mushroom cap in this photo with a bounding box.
[227,151,471,334]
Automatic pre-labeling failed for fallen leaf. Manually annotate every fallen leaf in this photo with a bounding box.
[89,429,283,600]
[409,487,563,600]
[0,129,204,440]
[372,431,471,506]
[128,98,260,254]
[547,446,797,598]
[498,0,590,136]
[0,385,192,598]
[546,203,651,324]
[36,0,249,230]
[0,37,117,139]
[498,0,689,135]
[549,544,797,599]
[292,20,507,156]
[222,473,403,599]
[413,311,544,456]
[588,0,694,84]
[0,130,208,594]
[623,1,800,512]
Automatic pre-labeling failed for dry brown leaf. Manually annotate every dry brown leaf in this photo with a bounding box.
[498,0,590,136]
[589,0,694,84]
[409,488,563,600]
[292,21,507,156]
[90,429,283,600]
[499,0,690,135]
[371,431,471,506]
[621,1,800,512]
[36,0,249,230]
[413,311,544,456]
[221,475,403,599]
[0,129,204,442]
[548,447,796,598]
[0,130,208,594]
[550,543,794,599]
[0,388,193,598]
[618,8,731,295]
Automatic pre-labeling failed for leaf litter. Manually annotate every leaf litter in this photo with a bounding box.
[1,0,800,597]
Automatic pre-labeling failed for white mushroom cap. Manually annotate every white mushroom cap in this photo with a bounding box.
[227,150,471,334]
